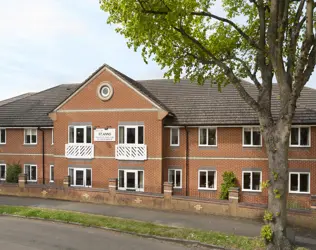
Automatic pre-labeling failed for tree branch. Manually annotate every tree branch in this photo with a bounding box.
[172,25,261,112]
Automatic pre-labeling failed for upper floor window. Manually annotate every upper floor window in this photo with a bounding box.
[198,170,217,190]
[290,126,310,147]
[52,129,54,145]
[289,172,310,194]
[243,127,262,147]
[118,125,144,144]
[68,126,92,144]
[199,127,217,146]
[242,171,262,192]
[24,129,37,145]
[0,164,6,180]
[170,128,180,146]
[0,129,6,144]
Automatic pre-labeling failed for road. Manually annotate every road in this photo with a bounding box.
[0,216,208,250]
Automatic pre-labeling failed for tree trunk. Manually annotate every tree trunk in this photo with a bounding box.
[264,123,292,250]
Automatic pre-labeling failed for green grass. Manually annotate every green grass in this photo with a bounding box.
[0,205,264,250]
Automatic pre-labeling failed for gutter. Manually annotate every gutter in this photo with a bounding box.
[185,126,189,196]
[38,128,45,184]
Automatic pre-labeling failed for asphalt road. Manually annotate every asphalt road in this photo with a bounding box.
[0,216,208,250]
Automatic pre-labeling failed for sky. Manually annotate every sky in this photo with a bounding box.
[0,0,315,101]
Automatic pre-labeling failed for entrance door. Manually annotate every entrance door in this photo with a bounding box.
[75,170,84,186]
[126,171,136,190]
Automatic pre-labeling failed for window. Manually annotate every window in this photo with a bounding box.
[50,165,54,183]
[199,127,217,146]
[0,164,6,180]
[52,129,54,145]
[243,127,262,147]
[68,126,92,144]
[168,169,182,188]
[24,164,37,182]
[118,169,144,192]
[24,129,37,144]
[0,129,6,144]
[198,170,217,190]
[242,171,262,191]
[118,125,144,144]
[69,168,92,187]
[170,128,180,146]
[289,172,310,194]
[290,127,310,147]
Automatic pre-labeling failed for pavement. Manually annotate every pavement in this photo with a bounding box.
[0,195,316,249]
[0,216,210,250]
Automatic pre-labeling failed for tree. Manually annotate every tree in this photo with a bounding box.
[100,0,315,249]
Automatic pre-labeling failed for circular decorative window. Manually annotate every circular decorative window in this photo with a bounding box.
[97,82,113,101]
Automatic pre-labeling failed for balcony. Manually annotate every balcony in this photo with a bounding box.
[115,144,147,161]
[65,144,94,159]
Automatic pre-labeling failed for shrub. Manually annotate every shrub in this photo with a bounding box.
[220,171,236,200]
[261,225,273,243]
[6,163,22,183]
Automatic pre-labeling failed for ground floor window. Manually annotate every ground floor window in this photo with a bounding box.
[69,168,92,187]
[0,164,6,180]
[24,164,37,182]
[118,169,144,192]
[242,171,261,191]
[289,172,310,194]
[50,165,54,183]
[198,170,217,190]
[168,169,182,188]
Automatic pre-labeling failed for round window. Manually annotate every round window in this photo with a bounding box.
[97,82,113,101]
[100,86,110,98]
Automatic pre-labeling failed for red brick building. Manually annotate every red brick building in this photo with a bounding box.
[0,64,315,207]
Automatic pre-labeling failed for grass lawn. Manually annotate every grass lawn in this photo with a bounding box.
[0,205,305,250]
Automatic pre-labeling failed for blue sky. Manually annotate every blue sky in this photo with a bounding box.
[0,0,315,100]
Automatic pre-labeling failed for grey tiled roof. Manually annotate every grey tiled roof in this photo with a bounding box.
[139,79,316,125]
[0,84,80,127]
[0,93,36,107]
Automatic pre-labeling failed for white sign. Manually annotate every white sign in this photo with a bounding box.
[94,128,116,142]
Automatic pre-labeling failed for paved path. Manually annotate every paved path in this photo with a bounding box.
[0,195,316,249]
[0,216,208,250]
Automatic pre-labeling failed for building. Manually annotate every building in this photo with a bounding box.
[0,64,315,207]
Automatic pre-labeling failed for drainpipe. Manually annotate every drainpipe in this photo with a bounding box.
[185,126,189,196]
[38,128,45,184]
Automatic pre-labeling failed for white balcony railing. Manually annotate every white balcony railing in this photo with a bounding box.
[65,144,94,159]
[115,144,147,161]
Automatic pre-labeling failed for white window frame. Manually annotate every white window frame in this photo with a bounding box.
[68,125,92,144]
[289,172,310,194]
[290,126,311,147]
[168,169,182,188]
[24,164,37,182]
[242,127,262,147]
[24,128,37,145]
[52,129,54,145]
[170,128,180,146]
[118,169,144,192]
[118,125,145,145]
[50,165,54,183]
[198,127,217,147]
[0,128,6,144]
[242,171,262,192]
[68,167,92,188]
[0,164,6,181]
[198,170,217,190]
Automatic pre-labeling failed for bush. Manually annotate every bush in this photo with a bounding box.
[261,225,273,243]
[220,171,236,200]
[6,163,22,183]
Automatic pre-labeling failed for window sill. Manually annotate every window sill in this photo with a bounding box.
[242,145,262,148]
[170,145,180,148]
[27,180,37,183]
[23,144,37,146]
[289,145,311,148]
[289,192,310,195]
[198,188,217,191]
[242,190,262,193]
